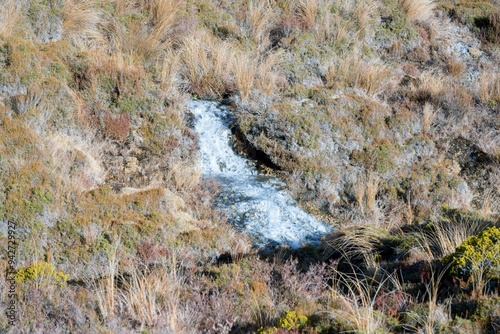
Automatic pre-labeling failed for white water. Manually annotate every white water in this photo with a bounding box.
[188,100,331,249]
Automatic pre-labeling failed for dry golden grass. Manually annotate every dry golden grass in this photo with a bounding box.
[402,0,435,22]
[365,174,379,213]
[313,1,351,43]
[139,0,186,60]
[486,8,500,44]
[256,51,284,95]
[479,190,497,219]
[446,59,465,77]
[324,62,337,89]
[417,218,489,261]
[247,0,276,48]
[95,240,119,319]
[337,55,390,96]
[390,39,403,58]
[180,33,234,97]
[113,0,130,16]
[451,83,474,110]
[411,71,445,100]
[165,161,202,193]
[3,0,500,331]
[234,53,257,99]
[479,71,500,103]
[0,0,22,39]
[476,131,500,162]
[422,102,435,135]
[121,266,181,329]
[62,0,104,49]
[329,268,403,333]
[327,226,387,268]
[45,133,106,192]
[160,50,181,94]
[180,31,282,98]
[354,1,377,40]
[63,0,185,62]
[296,0,319,30]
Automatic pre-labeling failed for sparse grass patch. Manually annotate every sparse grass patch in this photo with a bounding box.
[410,71,445,102]
[422,102,435,136]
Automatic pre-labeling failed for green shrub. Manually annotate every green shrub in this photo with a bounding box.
[444,226,500,279]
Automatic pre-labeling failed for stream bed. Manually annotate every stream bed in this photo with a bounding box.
[188,100,331,249]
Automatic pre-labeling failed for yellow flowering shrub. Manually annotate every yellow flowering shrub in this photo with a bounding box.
[258,310,309,333]
[15,261,69,287]
[444,226,500,279]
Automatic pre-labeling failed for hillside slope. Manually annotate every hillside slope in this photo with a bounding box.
[0,0,499,333]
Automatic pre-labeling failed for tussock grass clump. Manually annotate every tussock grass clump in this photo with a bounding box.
[0,0,22,39]
[410,71,445,102]
[446,58,465,77]
[417,217,490,261]
[326,226,391,268]
[180,33,235,98]
[479,71,500,103]
[247,0,276,48]
[102,111,131,141]
[62,0,103,49]
[354,173,380,215]
[328,55,391,96]
[121,264,184,330]
[233,52,257,99]
[402,0,435,22]
[296,0,319,30]
[329,268,405,334]
[179,31,282,99]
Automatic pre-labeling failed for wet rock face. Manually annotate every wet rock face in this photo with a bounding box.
[447,137,496,200]
[448,138,492,175]
[230,118,282,172]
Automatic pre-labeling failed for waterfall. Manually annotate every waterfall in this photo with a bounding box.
[189,100,331,249]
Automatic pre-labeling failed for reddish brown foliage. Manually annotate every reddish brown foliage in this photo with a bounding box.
[102,111,131,141]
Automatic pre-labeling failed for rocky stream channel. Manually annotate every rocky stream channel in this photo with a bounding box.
[188,100,331,249]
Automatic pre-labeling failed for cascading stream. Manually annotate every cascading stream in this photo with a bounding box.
[188,100,331,248]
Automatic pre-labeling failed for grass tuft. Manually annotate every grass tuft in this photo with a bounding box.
[402,0,435,22]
